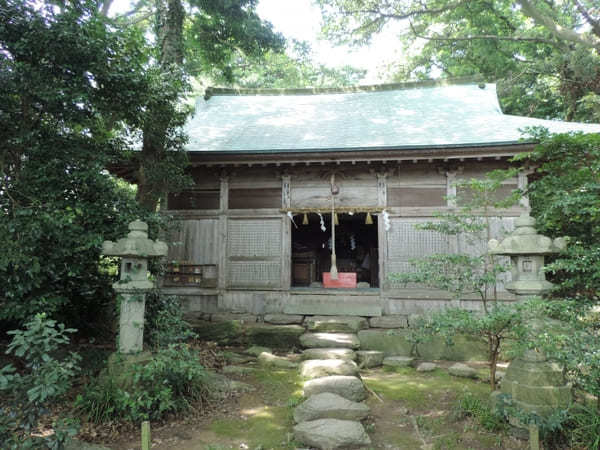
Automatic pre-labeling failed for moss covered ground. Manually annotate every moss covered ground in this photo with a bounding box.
[112,358,528,449]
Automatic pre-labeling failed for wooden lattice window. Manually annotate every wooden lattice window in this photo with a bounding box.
[226,218,283,288]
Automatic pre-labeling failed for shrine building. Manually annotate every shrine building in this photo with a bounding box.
[161,80,600,318]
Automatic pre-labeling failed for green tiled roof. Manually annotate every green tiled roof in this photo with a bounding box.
[185,82,600,154]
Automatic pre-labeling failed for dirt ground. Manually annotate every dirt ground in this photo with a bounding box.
[97,356,528,450]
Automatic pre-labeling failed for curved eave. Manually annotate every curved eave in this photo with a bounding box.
[188,141,536,166]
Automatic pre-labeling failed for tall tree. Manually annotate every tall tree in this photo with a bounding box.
[317,0,600,121]
[0,0,164,327]
[106,0,285,209]
[214,40,367,88]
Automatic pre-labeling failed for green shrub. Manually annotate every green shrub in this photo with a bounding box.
[75,344,210,423]
[453,392,506,432]
[0,313,80,449]
[567,404,600,450]
[144,292,196,349]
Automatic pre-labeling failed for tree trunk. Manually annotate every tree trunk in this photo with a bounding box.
[489,335,500,391]
[156,0,184,66]
[136,0,185,210]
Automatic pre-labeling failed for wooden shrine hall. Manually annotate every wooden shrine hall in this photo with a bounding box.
[161,80,600,317]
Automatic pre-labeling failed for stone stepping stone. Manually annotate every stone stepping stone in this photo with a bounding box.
[448,362,477,378]
[303,375,367,402]
[300,332,360,349]
[294,419,371,449]
[299,359,359,379]
[264,314,304,325]
[257,352,297,369]
[293,392,370,423]
[245,345,271,357]
[356,350,384,368]
[416,362,437,372]
[304,315,368,333]
[302,348,356,361]
[368,316,408,329]
[382,356,415,368]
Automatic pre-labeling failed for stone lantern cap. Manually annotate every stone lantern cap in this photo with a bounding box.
[102,220,168,258]
[488,214,566,256]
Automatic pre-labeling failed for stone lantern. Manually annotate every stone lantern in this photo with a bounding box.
[102,220,168,354]
[488,214,566,300]
[488,214,571,429]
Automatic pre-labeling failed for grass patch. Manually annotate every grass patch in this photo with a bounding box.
[207,366,302,448]
[362,367,489,411]
[417,414,451,436]
[250,367,303,405]
[210,405,294,449]
[433,431,463,450]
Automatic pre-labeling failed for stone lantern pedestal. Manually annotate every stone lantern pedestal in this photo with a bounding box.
[102,220,167,356]
[488,214,571,431]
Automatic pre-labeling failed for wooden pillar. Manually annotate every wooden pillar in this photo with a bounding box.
[445,169,461,254]
[377,172,387,290]
[281,175,291,289]
[446,170,458,208]
[218,172,228,289]
[518,169,533,209]
[282,174,291,208]
[376,172,387,207]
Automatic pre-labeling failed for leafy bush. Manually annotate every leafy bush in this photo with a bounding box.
[567,404,600,450]
[453,392,506,432]
[0,0,172,331]
[76,344,211,423]
[0,313,80,448]
[516,130,600,299]
[390,170,522,389]
[144,292,196,349]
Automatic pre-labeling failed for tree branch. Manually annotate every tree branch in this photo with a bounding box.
[342,0,472,23]
[100,0,113,17]
[517,0,600,49]
[408,21,557,46]
[573,0,600,38]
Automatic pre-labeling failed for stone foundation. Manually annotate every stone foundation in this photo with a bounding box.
[184,311,488,361]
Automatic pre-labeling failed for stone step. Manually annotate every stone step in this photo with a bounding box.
[356,350,384,369]
[299,359,359,379]
[294,419,371,449]
[382,356,415,368]
[448,362,477,378]
[300,332,360,349]
[293,392,370,423]
[304,315,368,333]
[303,375,367,402]
[302,348,356,361]
[257,352,298,369]
[416,362,437,372]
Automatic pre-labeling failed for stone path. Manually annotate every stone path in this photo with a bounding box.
[292,316,384,450]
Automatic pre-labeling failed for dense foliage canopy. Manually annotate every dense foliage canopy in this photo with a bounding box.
[0,0,286,327]
[517,130,600,298]
[0,0,165,327]
[317,0,600,121]
[214,40,367,88]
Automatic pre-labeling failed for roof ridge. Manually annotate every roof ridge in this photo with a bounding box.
[203,76,487,99]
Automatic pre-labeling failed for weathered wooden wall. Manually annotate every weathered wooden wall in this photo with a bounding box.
[167,218,220,264]
[164,160,524,316]
[290,168,379,208]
